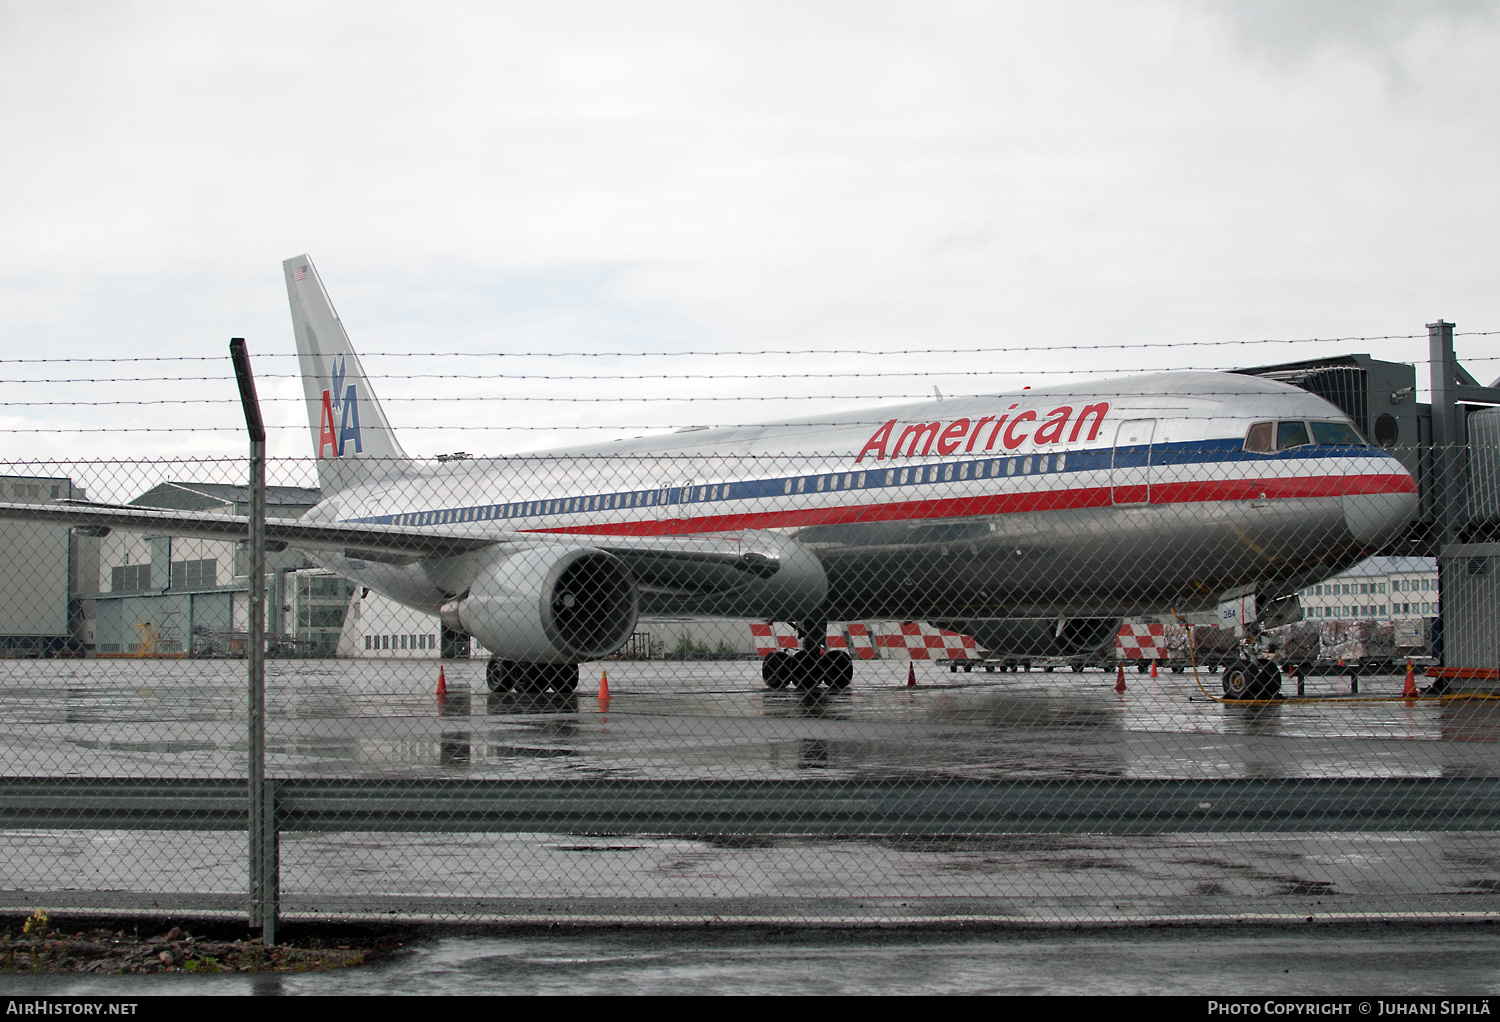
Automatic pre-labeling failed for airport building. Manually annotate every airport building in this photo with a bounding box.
[0,474,93,656]
[1294,556,1439,621]
[83,481,321,656]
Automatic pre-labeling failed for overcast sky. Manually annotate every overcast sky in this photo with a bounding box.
[2,0,1498,482]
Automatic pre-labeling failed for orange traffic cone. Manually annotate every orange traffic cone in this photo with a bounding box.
[1404,659,1417,698]
[1150,659,1158,679]
[1116,662,1127,693]
[599,670,610,700]
[907,662,916,688]
[436,666,448,699]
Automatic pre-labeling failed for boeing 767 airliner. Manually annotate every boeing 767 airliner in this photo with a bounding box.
[0,256,1418,698]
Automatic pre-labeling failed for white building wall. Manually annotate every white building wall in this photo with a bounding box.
[0,519,69,637]
[1298,563,1439,621]
[0,475,77,641]
[342,587,443,657]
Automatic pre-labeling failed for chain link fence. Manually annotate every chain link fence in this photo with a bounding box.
[0,429,1494,930]
[1,301,1498,932]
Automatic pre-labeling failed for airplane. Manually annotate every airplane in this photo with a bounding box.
[0,255,1419,699]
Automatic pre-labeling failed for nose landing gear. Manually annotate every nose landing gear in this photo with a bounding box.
[1221,659,1283,700]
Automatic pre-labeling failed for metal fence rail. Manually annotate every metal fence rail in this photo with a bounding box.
[4,777,1498,835]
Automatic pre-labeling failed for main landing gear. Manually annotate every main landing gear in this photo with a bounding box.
[486,657,579,694]
[761,649,854,691]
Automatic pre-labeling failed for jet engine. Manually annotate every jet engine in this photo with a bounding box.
[439,545,639,664]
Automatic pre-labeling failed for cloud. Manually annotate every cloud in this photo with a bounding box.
[1197,0,1499,75]
[1,2,1500,462]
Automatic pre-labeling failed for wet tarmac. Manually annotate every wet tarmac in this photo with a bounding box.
[2,658,1496,781]
[1,658,1498,924]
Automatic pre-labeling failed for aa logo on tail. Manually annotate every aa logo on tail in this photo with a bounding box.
[317,354,363,458]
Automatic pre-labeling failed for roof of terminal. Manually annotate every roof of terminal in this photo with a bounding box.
[1324,555,1437,579]
[129,481,323,512]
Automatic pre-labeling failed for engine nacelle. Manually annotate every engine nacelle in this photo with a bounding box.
[439,546,639,664]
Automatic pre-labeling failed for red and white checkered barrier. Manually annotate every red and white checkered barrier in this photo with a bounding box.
[872,622,981,660]
[752,621,978,659]
[750,622,800,657]
[1115,622,1167,659]
[843,623,878,660]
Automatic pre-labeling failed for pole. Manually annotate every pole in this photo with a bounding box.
[1428,321,1460,669]
[1429,321,1463,548]
[230,338,275,944]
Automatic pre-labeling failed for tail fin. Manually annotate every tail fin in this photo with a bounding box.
[284,255,410,495]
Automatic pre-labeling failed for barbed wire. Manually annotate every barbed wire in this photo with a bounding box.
[0,391,1437,406]
[8,330,1499,364]
[6,355,1500,384]
[0,381,1493,408]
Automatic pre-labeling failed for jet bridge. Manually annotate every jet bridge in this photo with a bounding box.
[1238,324,1500,686]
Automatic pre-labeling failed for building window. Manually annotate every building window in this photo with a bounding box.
[110,564,152,592]
[364,635,371,650]
[170,558,217,590]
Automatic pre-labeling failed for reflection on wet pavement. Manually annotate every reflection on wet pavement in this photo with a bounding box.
[0,658,1495,781]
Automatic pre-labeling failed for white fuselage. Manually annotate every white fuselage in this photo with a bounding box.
[299,371,1418,629]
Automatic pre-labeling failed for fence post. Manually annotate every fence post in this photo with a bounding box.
[1429,321,1463,549]
[230,338,277,944]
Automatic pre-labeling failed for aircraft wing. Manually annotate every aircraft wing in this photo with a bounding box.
[0,501,497,559]
[0,502,788,586]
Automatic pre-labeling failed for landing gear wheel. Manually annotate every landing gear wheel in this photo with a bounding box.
[823,650,853,690]
[792,653,821,690]
[486,657,513,692]
[515,663,548,693]
[762,651,792,689]
[1222,661,1256,699]
[1256,661,1282,699]
[552,665,579,693]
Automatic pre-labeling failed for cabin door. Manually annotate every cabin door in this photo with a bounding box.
[1111,418,1157,505]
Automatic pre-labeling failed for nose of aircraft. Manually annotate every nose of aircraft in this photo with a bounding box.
[1342,491,1419,548]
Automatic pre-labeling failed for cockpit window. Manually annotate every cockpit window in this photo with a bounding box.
[1276,420,1311,450]
[1244,421,1274,453]
[1310,421,1365,446]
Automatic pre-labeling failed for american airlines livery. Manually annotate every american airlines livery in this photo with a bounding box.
[0,255,1419,699]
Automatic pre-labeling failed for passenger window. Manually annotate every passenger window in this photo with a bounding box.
[1244,422,1274,453]
[1309,421,1365,446]
[1276,421,1311,450]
